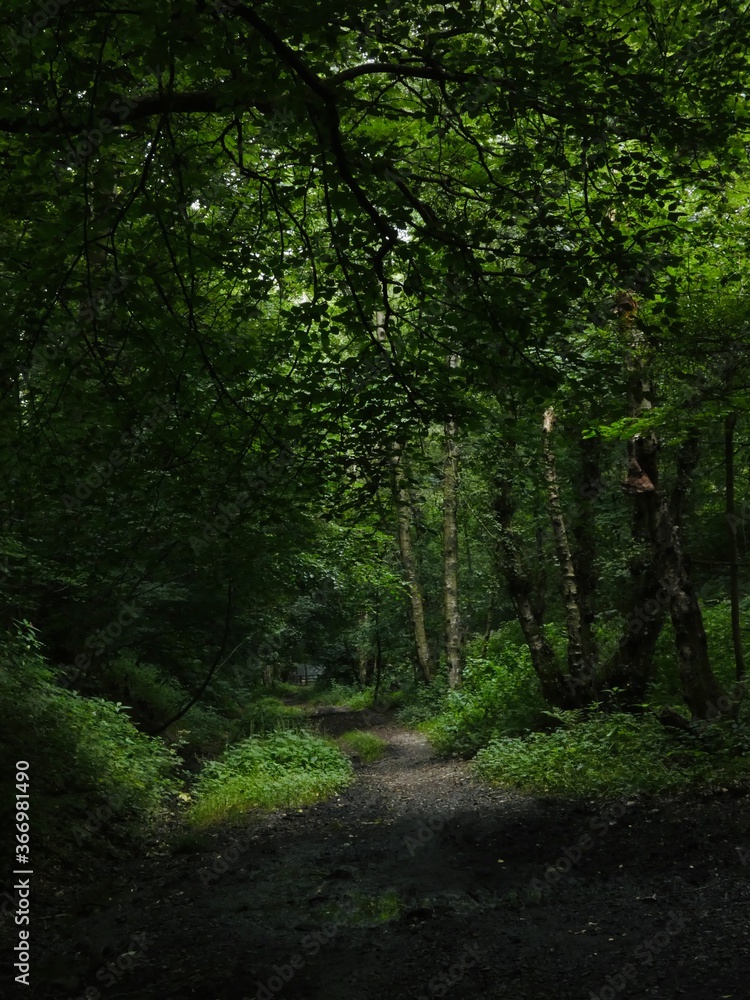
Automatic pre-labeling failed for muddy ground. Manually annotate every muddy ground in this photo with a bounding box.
[9,712,750,1000]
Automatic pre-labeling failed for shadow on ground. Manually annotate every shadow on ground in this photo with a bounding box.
[15,724,750,1000]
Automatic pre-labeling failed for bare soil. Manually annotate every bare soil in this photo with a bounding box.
[13,713,750,1000]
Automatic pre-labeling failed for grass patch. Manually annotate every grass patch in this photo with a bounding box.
[269,680,374,708]
[305,683,376,710]
[323,889,402,926]
[472,711,750,796]
[188,730,353,826]
[228,697,305,739]
[338,730,388,762]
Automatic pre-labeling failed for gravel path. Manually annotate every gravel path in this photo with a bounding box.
[18,719,750,1000]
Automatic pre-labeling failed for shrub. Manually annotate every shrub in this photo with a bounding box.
[397,673,450,725]
[101,652,231,757]
[0,624,178,856]
[188,730,353,825]
[309,682,375,710]
[228,696,305,739]
[419,628,547,756]
[473,710,750,795]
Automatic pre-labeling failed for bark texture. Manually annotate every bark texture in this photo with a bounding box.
[725,413,746,681]
[392,441,434,683]
[622,311,726,719]
[541,408,596,692]
[443,404,462,688]
[492,476,570,707]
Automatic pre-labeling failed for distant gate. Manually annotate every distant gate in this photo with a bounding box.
[292,663,324,685]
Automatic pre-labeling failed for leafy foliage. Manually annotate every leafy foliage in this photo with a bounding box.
[188,731,354,826]
[0,625,177,854]
[473,712,750,795]
[415,630,548,755]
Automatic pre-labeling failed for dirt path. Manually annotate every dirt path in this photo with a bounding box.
[23,722,750,1000]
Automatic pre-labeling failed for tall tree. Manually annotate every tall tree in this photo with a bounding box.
[443,355,463,688]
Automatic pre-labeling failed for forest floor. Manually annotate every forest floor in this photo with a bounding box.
[21,710,750,1000]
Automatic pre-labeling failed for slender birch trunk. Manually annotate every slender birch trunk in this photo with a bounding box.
[725,413,746,681]
[392,440,434,683]
[541,408,595,689]
[443,356,463,688]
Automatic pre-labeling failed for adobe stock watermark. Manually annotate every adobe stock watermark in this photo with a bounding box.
[242,922,341,1000]
[55,65,165,171]
[71,791,126,847]
[529,797,633,895]
[56,601,142,690]
[416,941,482,999]
[62,398,172,512]
[589,911,688,1000]
[403,814,453,857]
[9,0,73,52]
[199,830,255,887]
[61,930,151,1000]
[31,270,133,373]
[187,444,295,556]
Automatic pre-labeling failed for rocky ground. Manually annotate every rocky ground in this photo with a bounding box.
[11,712,750,1000]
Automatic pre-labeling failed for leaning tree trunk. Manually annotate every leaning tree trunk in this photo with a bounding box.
[443,381,463,688]
[725,413,746,681]
[392,440,434,683]
[492,475,571,707]
[541,408,596,695]
[618,292,727,719]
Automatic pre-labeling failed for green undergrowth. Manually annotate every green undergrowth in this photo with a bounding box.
[188,730,354,826]
[338,729,388,762]
[0,625,178,858]
[228,696,305,739]
[401,627,547,755]
[473,710,750,795]
[271,679,404,711]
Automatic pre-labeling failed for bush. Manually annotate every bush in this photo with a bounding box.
[397,673,450,725]
[420,629,547,756]
[268,679,376,709]
[0,624,178,856]
[188,730,353,825]
[309,682,376,710]
[99,652,231,757]
[473,710,750,795]
[228,696,305,739]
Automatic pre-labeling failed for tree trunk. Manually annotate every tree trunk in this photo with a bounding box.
[492,476,570,706]
[480,591,495,659]
[373,596,384,703]
[571,434,601,634]
[621,304,726,719]
[726,413,746,681]
[443,401,462,688]
[357,608,371,685]
[375,308,434,684]
[392,440,434,683]
[541,408,596,692]
[600,552,665,703]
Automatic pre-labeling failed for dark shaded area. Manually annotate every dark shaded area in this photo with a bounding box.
[13,726,750,1000]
